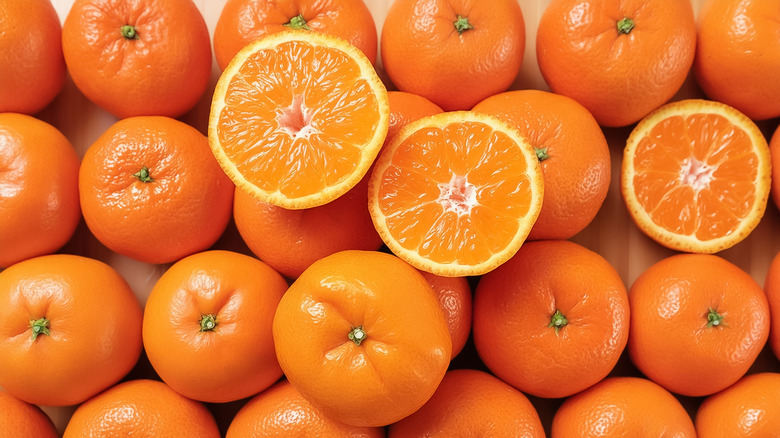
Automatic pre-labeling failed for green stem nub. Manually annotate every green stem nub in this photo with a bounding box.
[133,166,153,183]
[348,326,366,346]
[707,307,724,327]
[535,146,550,162]
[30,318,50,341]
[453,15,473,35]
[200,314,218,332]
[548,309,568,335]
[616,17,635,34]
[284,14,312,30]
[121,24,139,39]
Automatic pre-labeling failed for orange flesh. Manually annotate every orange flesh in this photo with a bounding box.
[632,113,758,241]
[217,40,381,198]
[377,121,532,265]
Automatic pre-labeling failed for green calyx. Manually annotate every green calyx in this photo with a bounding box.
[30,317,51,341]
[453,15,473,35]
[121,25,139,39]
[200,314,218,332]
[133,166,153,183]
[348,326,366,346]
[616,17,635,34]
[284,14,312,30]
[535,146,550,162]
[706,307,725,328]
[548,309,568,335]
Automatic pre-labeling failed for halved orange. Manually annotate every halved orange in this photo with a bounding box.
[368,111,544,277]
[209,30,389,209]
[621,99,771,253]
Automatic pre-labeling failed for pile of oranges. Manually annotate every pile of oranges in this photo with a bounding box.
[3,0,780,436]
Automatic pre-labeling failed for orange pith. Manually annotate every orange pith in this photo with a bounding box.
[210,30,389,209]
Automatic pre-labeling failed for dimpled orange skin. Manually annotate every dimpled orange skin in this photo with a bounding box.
[419,271,472,359]
[763,251,780,361]
[227,380,384,438]
[552,377,696,437]
[0,391,58,438]
[0,0,65,114]
[695,0,780,121]
[0,254,143,407]
[388,369,545,437]
[142,250,288,403]
[0,113,81,269]
[213,0,378,71]
[383,91,444,151]
[696,372,780,437]
[629,254,770,397]
[272,250,452,427]
[63,379,220,437]
[380,0,525,111]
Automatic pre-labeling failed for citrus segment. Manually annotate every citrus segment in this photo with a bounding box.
[210,30,389,209]
[369,112,543,276]
[621,99,770,253]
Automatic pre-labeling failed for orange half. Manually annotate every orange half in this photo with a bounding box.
[368,112,544,276]
[209,30,389,209]
[621,99,771,253]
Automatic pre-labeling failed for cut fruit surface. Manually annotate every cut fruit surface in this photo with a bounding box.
[209,30,389,209]
[368,111,544,276]
[621,99,771,253]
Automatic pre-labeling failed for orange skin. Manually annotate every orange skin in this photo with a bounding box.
[383,91,444,151]
[63,380,220,437]
[696,372,780,436]
[472,89,611,240]
[695,0,780,121]
[227,380,384,438]
[0,0,65,114]
[473,240,629,399]
[0,391,58,437]
[142,250,288,403]
[272,250,451,427]
[769,125,780,211]
[79,116,234,265]
[381,0,525,111]
[214,0,378,71]
[62,0,212,118]
[388,369,545,437]
[0,113,81,269]
[628,254,770,397]
[763,251,780,361]
[552,377,696,437]
[419,271,471,359]
[537,0,696,127]
[0,254,143,407]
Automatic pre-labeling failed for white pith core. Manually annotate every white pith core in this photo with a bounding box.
[438,174,478,216]
[277,95,319,140]
[680,157,714,191]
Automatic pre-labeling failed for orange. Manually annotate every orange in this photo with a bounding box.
[696,372,780,437]
[0,0,65,114]
[0,113,80,269]
[769,124,780,210]
[537,0,696,127]
[695,0,780,121]
[272,250,451,427]
[0,254,143,406]
[214,0,378,71]
[63,379,220,437]
[763,251,780,361]
[226,379,384,438]
[472,89,611,240]
[420,271,471,359]
[621,99,771,253]
[473,240,629,399]
[142,250,288,403]
[368,111,544,277]
[0,390,58,438]
[383,91,444,152]
[79,116,234,265]
[628,254,770,397]
[551,376,696,437]
[209,30,389,209]
[61,0,212,118]
[380,0,525,111]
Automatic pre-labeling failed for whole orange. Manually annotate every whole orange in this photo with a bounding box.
[696,372,780,437]
[388,369,545,437]
[0,390,58,437]
[79,116,233,265]
[226,380,384,438]
[0,254,143,406]
[763,250,780,361]
[629,254,770,397]
[214,0,378,71]
[273,250,451,427]
[695,0,780,121]
[143,250,288,403]
[0,113,80,269]
[551,377,696,437]
[0,0,65,114]
[472,89,611,240]
[537,0,696,127]
[63,379,220,437]
[420,271,472,359]
[473,240,629,399]
[380,0,525,111]
[61,0,212,118]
